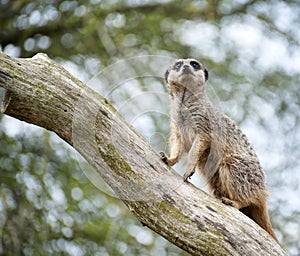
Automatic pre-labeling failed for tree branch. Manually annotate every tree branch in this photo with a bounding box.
[0,52,286,256]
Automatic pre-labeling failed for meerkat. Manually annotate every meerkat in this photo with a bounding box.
[160,58,278,242]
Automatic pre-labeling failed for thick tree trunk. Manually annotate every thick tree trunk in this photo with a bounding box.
[0,52,287,256]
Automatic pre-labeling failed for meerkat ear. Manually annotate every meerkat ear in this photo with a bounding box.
[204,68,209,81]
[164,69,169,83]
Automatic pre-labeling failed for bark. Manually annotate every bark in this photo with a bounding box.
[0,52,287,256]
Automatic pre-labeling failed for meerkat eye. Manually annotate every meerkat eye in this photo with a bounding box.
[174,61,183,70]
[190,61,200,70]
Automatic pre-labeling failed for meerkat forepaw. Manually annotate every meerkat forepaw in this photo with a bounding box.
[160,152,169,164]
[183,174,189,181]
[183,171,194,182]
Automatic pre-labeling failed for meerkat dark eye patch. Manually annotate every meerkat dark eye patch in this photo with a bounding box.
[164,69,169,82]
[190,61,200,70]
[173,61,183,71]
[204,69,209,81]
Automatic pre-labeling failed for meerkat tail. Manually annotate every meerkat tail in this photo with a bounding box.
[241,203,278,242]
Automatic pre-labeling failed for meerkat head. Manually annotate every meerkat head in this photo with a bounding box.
[165,58,208,93]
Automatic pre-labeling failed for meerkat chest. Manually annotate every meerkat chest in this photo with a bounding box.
[181,125,197,152]
[171,103,199,150]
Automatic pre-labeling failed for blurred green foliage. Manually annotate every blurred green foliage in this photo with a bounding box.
[1,0,300,255]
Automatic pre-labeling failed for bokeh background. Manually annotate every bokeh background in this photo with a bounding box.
[1,0,300,255]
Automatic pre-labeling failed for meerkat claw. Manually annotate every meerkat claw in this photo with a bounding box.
[160,152,168,164]
[221,197,234,207]
[183,171,194,182]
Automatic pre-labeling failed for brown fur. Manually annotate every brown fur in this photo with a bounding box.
[160,58,278,242]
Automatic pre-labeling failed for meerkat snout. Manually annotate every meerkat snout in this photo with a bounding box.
[182,64,193,74]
